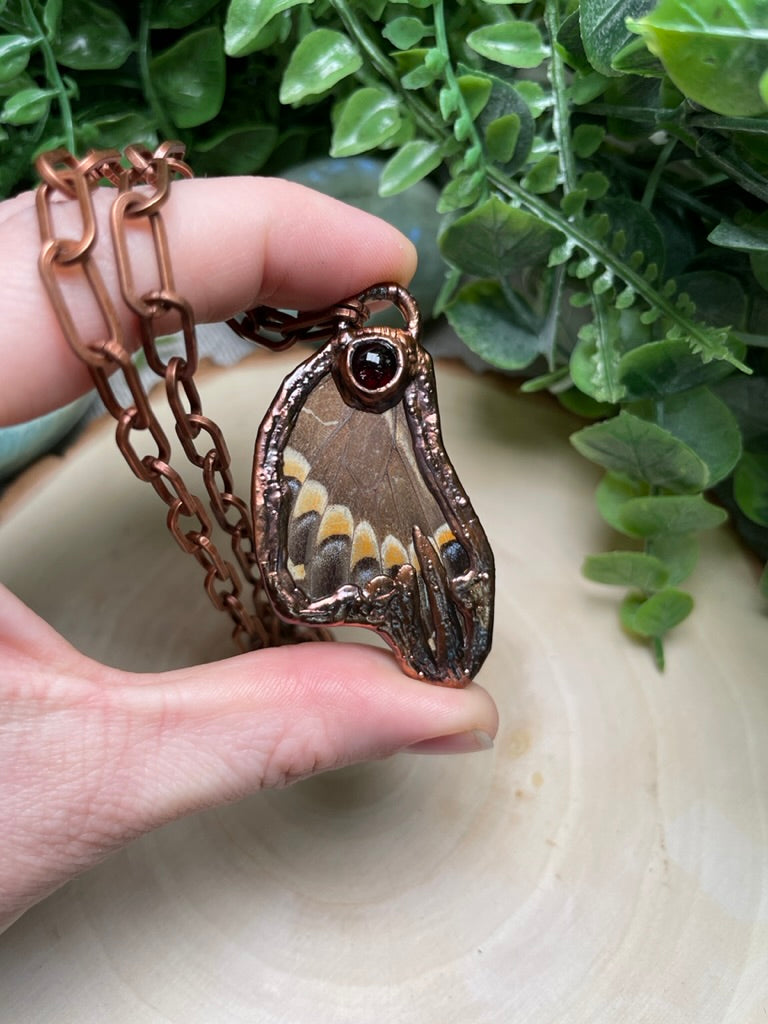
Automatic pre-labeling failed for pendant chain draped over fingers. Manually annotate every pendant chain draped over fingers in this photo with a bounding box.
[34,142,494,685]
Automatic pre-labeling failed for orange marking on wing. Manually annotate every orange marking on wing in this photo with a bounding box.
[284,446,310,483]
[382,534,408,570]
[293,479,328,519]
[351,521,378,566]
[434,523,455,549]
[317,503,354,543]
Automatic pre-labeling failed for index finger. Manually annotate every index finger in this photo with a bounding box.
[0,176,417,424]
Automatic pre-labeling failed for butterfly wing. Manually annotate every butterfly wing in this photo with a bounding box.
[253,328,494,685]
[282,374,466,596]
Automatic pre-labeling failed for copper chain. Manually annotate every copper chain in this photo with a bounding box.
[35,141,365,652]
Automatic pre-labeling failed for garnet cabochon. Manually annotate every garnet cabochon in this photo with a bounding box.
[350,341,399,390]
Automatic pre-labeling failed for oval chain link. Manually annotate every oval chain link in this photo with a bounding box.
[34,142,359,652]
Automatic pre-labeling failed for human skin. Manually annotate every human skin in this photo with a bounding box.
[0,176,498,934]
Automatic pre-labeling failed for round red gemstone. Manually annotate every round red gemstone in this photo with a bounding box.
[350,341,398,390]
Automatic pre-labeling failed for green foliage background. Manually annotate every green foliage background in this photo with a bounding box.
[2,0,768,664]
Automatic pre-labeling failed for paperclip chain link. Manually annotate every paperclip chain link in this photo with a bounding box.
[35,141,362,652]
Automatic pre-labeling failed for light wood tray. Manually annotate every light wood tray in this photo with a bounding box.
[1,351,767,1023]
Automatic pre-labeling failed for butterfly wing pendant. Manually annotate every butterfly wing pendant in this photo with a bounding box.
[252,284,494,686]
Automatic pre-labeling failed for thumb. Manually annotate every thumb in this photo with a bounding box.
[1,597,497,929]
[114,642,499,810]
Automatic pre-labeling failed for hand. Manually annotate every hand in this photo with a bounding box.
[0,175,498,934]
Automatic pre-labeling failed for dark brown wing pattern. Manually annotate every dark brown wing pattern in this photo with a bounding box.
[281,375,468,600]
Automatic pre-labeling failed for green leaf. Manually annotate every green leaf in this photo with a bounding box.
[474,69,534,172]
[452,114,472,144]
[151,0,220,28]
[150,26,225,129]
[572,123,605,158]
[733,452,768,526]
[619,340,738,400]
[401,64,441,90]
[382,16,428,50]
[620,592,647,634]
[520,367,570,393]
[570,295,626,404]
[598,196,666,274]
[380,116,415,151]
[439,83,459,119]
[709,220,768,254]
[522,153,559,194]
[331,87,401,157]
[558,388,616,419]
[579,0,656,77]
[193,125,277,174]
[570,69,611,104]
[225,0,310,56]
[445,279,540,370]
[436,172,484,213]
[439,195,564,276]
[548,238,576,267]
[570,411,710,492]
[579,171,609,199]
[514,79,549,116]
[379,139,443,196]
[572,255,598,281]
[595,472,650,533]
[646,532,699,585]
[77,110,158,151]
[457,74,493,121]
[583,551,670,590]
[623,587,694,637]
[280,29,361,104]
[560,190,588,218]
[43,0,63,36]
[466,21,547,68]
[611,35,666,76]
[485,113,520,164]
[651,387,743,486]
[1,86,54,124]
[617,494,728,538]
[395,47,445,89]
[0,35,33,83]
[557,8,590,72]
[628,0,768,116]
[52,0,132,70]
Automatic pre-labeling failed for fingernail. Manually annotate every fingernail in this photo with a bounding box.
[403,729,495,755]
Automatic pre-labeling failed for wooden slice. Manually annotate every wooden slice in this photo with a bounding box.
[1,348,767,1023]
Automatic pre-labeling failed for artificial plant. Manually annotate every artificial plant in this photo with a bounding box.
[2,0,768,666]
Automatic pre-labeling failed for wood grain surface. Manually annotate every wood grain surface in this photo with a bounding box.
[0,350,766,1023]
